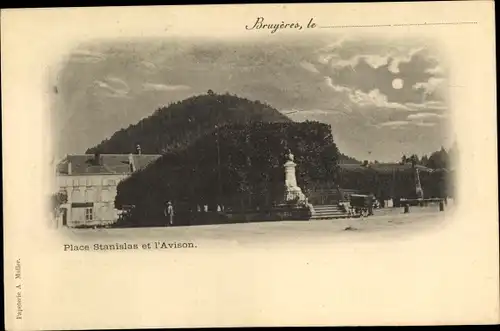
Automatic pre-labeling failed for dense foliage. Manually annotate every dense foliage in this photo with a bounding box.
[337,166,453,200]
[50,190,68,216]
[400,145,456,170]
[87,92,291,155]
[115,121,339,223]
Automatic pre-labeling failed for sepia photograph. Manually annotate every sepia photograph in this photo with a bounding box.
[51,35,457,240]
[2,3,497,329]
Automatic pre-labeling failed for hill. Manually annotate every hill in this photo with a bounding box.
[86,91,291,155]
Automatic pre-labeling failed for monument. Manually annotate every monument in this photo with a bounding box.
[270,149,314,220]
[283,150,306,202]
[415,167,424,199]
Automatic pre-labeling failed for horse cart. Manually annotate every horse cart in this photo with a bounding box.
[349,194,374,217]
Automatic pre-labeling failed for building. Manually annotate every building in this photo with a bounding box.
[54,151,161,228]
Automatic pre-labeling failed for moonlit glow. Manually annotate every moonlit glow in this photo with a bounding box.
[392,78,404,89]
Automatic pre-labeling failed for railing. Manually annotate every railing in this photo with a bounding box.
[306,187,359,205]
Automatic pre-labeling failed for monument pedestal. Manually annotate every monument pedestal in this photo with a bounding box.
[279,151,314,216]
[283,157,306,203]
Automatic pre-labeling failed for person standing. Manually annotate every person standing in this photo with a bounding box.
[164,201,174,226]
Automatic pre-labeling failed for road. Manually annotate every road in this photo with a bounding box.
[62,203,455,248]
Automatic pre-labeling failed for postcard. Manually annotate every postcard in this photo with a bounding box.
[2,2,498,329]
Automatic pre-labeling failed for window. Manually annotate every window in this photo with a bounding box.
[101,188,110,202]
[108,179,116,186]
[72,179,79,187]
[86,178,92,187]
[72,189,83,203]
[85,188,96,202]
[85,208,94,221]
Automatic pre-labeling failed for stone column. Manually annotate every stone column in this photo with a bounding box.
[284,159,298,188]
[283,150,306,203]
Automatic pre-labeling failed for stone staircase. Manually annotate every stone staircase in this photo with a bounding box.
[310,204,350,220]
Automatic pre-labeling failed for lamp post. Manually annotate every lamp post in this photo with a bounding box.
[215,125,222,208]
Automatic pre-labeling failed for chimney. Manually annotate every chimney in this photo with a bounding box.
[136,144,142,155]
[128,153,136,172]
[94,152,101,165]
[67,160,72,175]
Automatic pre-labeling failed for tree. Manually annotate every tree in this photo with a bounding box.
[420,155,429,166]
[409,154,419,168]
[51,190,68,216]
[426,147,449,169]
[114,121,341,225]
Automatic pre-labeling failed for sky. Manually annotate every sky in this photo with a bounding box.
[52,34,452,162]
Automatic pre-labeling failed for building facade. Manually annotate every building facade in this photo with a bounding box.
[55,153,161,228]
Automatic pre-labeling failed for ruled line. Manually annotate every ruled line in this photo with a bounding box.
[318,21,478,29]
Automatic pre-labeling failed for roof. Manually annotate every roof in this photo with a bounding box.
[339,163,433,174]
[56,154,161,176]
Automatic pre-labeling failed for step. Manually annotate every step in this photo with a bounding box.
[313,209,345,213]
[309,204,349,220]
[309,215,350,220]
[312,209,345,213]
[312,206,345,210]
[311,211,348,215]
[314,208,342,211]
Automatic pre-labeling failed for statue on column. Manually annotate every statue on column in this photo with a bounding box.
[283,149,308,205]
[415,167,424,199]
[272,149,314,219]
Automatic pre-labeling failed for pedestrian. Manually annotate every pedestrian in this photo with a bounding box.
[164,201,174,226]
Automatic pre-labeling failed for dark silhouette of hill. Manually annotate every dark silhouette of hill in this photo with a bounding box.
[86,91,291,155]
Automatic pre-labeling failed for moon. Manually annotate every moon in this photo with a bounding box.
[392,78,404,89]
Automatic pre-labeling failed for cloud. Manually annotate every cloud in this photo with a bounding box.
[324,77,351,93]
[283,108,350,123]
[407,112,446,120]
[106,77,128,87]
[140,61,157,70]
[283,108,348,116]
[376,119,437,129]
[405,100,447,111]
[388,47,425,74]
[69,49,106,63]
[94,77,130,98]
[413,77,445,96]
[349,89,411,110]
[317,37,350,58]
[414,121,437,127]
[425,65,445,75]
[327,54,390,70]
[406,112,444,128]
[377,120,410,128]
[142,83,191,92]
[300,61,320,74]
[317,41,424,74]
[316,37,356,65]
[363,55,390,69]
[325,77,416,111]
[314,41,443,106]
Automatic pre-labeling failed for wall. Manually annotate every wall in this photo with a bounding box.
[57,173,128,227]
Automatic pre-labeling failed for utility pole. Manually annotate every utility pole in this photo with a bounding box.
[215,125,222,207]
